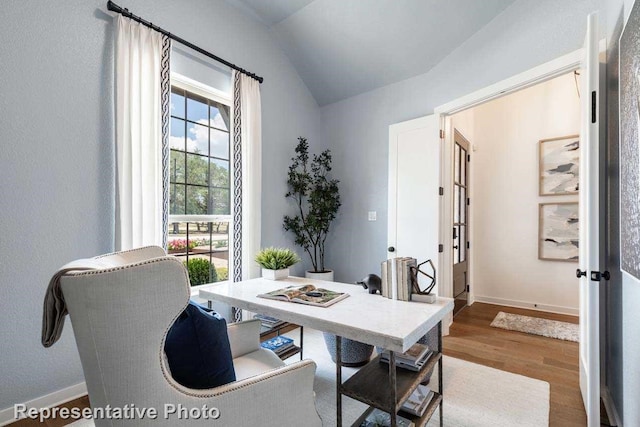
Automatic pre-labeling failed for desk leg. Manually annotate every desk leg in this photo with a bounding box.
[438,321,443,427]
[389,351,397,427]
[336,335,342,427]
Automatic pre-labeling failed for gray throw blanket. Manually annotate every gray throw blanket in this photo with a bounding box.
[41,259,98,347]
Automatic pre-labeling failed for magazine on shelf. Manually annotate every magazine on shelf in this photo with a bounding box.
[258,284,349,308]
[254,314,285,329]
[400,384,435,417]
[359,408,414,427]
[380,343,433,372]
[381,343,430,364]
[261,336,295,354]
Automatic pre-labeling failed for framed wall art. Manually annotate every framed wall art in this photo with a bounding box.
[539,135,580,196]
[538,202,579,262]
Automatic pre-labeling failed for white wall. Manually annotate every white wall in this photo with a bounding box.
[452,73,581,314]
[0,0,321,415]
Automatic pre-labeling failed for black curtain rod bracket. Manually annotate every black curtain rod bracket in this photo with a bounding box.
[106,1,263,83]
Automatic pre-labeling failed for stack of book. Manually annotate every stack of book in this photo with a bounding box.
[379,343,433,372]
[254,314,285,330]
[380,257,417,301]
[260,336,295,357]
[400,384,435,417]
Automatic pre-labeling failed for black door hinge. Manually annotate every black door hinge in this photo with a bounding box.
[466,241,470,249]
[466,284,470,292]
[467,198,470,206]
[438,244,444,253]
[591,91,596,124]
[467,154,470,162]
[590,271,610,282]
[439,187,444,196]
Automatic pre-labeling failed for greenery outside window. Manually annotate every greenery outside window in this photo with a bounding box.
[168,74,232,287]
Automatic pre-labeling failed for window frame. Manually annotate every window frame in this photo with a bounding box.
[169,72,234,293]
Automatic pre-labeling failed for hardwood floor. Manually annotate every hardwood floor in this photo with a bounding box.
[11,302,587,426]
[9,395,90,427]
[444,302,586,427]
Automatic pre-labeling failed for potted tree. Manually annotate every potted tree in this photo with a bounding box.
[284,137,341,281]
[255,247,300,280]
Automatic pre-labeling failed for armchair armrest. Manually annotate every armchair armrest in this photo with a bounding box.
[226,318,262,359]
[168,359,322,426]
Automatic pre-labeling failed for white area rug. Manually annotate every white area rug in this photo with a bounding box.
[290,328,550,427]
[490,311,579,342]
[67,328,550,427]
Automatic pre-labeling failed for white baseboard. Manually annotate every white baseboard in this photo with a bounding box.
[0,382,87,426]
[602,386,622,426]
[473,295,579,316]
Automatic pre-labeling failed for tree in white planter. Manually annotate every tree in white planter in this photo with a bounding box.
[283,137,341,274]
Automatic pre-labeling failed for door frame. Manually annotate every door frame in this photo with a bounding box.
[432,48,584,326]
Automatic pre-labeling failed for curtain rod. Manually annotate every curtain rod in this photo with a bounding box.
[106,1,264,83]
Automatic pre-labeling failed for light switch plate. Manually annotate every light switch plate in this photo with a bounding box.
[368,211,377,221]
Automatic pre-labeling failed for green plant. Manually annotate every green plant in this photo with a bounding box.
[217,267,229,281]
[283,137,341,272]
[183,258,218,286]
[214,239,228,248]
[255,247,301,270]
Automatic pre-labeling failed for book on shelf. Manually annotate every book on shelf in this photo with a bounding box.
[260,336,295,355]
[380,343,433,372]
[257,284,349,308]
[358,408,414,427]
[253,314,285,329]
[400,384,435,417]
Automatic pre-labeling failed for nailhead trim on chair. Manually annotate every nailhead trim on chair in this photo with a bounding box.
[67,254,317,401]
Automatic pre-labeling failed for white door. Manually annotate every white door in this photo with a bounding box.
[578,12,601,427]
[388,115,441,295]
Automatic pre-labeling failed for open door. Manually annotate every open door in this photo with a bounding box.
[578,12,601,427]
[388,115,441,294]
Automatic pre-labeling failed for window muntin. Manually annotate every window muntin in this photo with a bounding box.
[168,79,232,286]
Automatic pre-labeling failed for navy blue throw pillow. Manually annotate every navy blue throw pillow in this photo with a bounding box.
[164,301,236,389]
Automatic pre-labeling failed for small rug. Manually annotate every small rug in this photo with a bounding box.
[293,328,550,427]
[490,311,579,342]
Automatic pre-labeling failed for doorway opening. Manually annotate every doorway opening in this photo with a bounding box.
[447,71,582,317]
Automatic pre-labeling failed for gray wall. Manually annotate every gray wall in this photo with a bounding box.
[321,0,600,283]
[604,1,640,425]
[0,0,320,411]
[320,0,636,424]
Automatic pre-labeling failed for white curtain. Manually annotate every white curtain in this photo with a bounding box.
[232,71,262,283]
[115,15,171,250]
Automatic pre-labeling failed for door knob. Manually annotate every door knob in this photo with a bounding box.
[576,269,586,278]
[388,246,395,252]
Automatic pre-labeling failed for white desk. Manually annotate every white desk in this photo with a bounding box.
[199,276,453,353]
[199,276,454,426]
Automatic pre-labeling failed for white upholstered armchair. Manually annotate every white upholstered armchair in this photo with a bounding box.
[58,246,321,426]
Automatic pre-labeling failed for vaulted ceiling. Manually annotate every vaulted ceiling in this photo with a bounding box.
[226,0,517,106]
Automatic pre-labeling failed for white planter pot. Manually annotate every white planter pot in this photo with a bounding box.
[305,270,334,281]
[261,268,289,280]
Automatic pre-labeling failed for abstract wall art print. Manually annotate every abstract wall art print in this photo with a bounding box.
[539,202,579,262]
[620,0,640,280]
[539,135,580,196]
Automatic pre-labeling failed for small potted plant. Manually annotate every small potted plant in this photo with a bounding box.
[255,247,301,280]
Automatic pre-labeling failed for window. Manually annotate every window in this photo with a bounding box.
[168,74,232,287]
